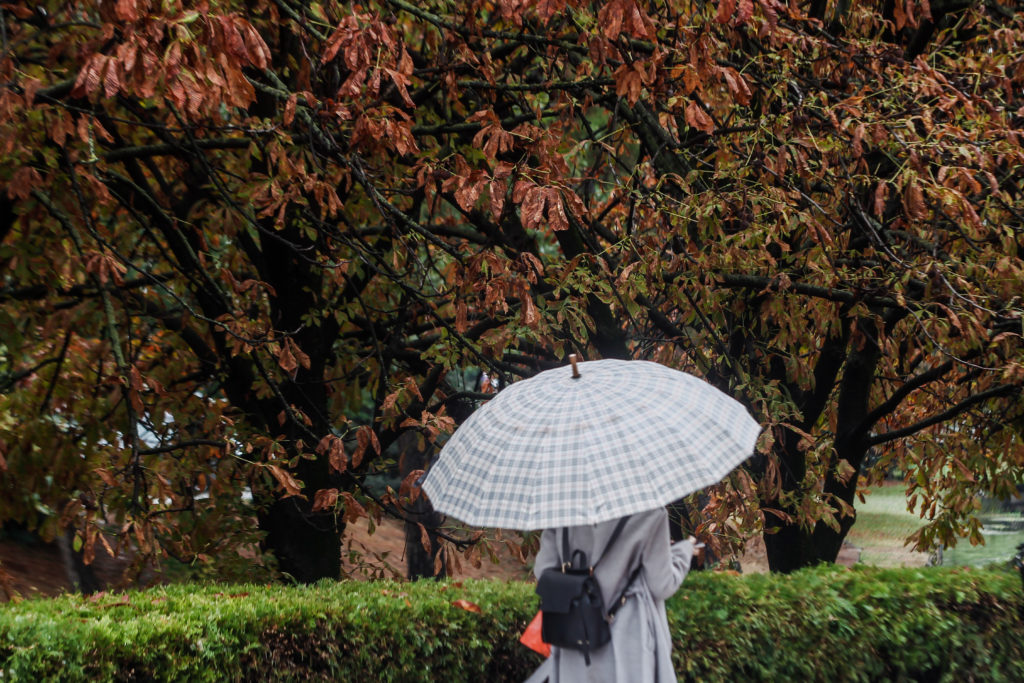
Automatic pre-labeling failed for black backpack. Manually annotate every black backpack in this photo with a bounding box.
[534,517,641,665]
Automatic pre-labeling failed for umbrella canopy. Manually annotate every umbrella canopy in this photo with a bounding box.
[421,358,761,530]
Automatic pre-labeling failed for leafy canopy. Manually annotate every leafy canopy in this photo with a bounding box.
[1,0,1022,578]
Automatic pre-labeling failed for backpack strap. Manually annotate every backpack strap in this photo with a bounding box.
[559,516,631,571]
[607,563,644,621]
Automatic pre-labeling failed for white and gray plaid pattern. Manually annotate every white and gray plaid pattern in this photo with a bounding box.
[422,359,761,530]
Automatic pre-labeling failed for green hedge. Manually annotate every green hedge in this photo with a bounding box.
[1,566,1021,682]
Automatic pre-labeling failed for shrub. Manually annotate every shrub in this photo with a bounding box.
[1,566,1021,682]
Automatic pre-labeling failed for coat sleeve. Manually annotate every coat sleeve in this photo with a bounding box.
[640,510,695,601]
[533,528,560,580]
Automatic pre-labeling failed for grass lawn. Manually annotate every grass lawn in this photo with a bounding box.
[847,483,1024,569]
[847,483,929,567]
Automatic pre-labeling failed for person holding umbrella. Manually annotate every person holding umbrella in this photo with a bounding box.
[422,356,761,682]
[526,510,700,682]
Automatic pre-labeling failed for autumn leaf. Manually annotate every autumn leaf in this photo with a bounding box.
[71,54,103,99]
[873,181,889,217]
[399,469,424,503]
[903,180,927,221]
[597,0,625,40]
[535,0,567,23]
[452,599,482,614]
[288,338,311,370]
[95,468,118,488]
[455,301,469,333]
[318,435,348,474]
[716,0,736,23]
[519,185,547,232]
[851,122,865,158]
[685,101,714,134]
[737,0,754,23]
[339,492,366,523]
[418,522,432,554]
[352,425,380,469]
[454,174,485,212]
[614,64,644,105]
[312,487,339,512]
[267,465,303,498]
[283,94,297,126]
[278,342,297,374]
[488,180,507,220]
[521,293,540,327]
[7,167,43,201]
[546,190,569,232]
[720,67,751,106]
[83,527,97,566]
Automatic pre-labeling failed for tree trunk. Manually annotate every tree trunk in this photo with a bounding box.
[764,318,880,572]
[57,526,104,594]
[399,432,446,579]
[259,498,341,583]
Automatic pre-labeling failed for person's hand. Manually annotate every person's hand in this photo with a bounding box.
[686,536,705,563]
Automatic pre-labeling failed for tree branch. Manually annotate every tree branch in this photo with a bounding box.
[867,383,1020,447]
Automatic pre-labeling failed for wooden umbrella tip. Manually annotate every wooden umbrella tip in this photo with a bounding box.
[569,354,581,379]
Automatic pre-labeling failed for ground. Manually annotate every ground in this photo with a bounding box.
[1,516,898,601]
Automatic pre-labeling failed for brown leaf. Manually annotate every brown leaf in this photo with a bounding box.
[418,522,432,554]
[454,175,484,212]
[488,180,506,220]
[521,293,539,327]
[736,0,754,23]
[385,67,416,109]
[267,465,303,498]
[720,67,751,106]
[71,55,102,99]
[83,527,96,566]
[682,67,701,95]
[452,599,482,614]
[283,94,297,127]
[399,469,425,503]
[614,64,644,105]
[685,101,714,134]
[903,180,927,221]
[100,56,120,99]
[95,468,118,488]
[873,181,888,217]
[319,435,347,473]
[893,0,908,30]
[546,190,569,232]
[536,0,566,22]
[716,0,736,23]
[597,0,625,41]
[289,338,311,370]
[128,366,145,392]
[322,27,346,64]
[352,426,379,468]
[844,124,862,161]
[455,301,469,333]
[115,0,139,22]
[277,342,297,374]
[312,487,339,512]
[339,492,365,523]
[520,186,547,232]
[7,167,43,201]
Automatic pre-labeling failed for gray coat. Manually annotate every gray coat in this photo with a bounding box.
[525,508,695,683]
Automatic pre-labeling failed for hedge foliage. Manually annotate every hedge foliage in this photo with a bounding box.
[1,566,1022,682]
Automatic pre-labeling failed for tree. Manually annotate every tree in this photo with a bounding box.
[1,0,1022,581]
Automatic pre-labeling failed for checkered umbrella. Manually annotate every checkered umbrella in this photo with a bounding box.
[421,358,761,530]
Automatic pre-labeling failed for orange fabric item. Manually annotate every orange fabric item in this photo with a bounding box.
[520,610,552,657]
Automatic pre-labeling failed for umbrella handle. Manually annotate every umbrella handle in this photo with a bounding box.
[569,354,581,379]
